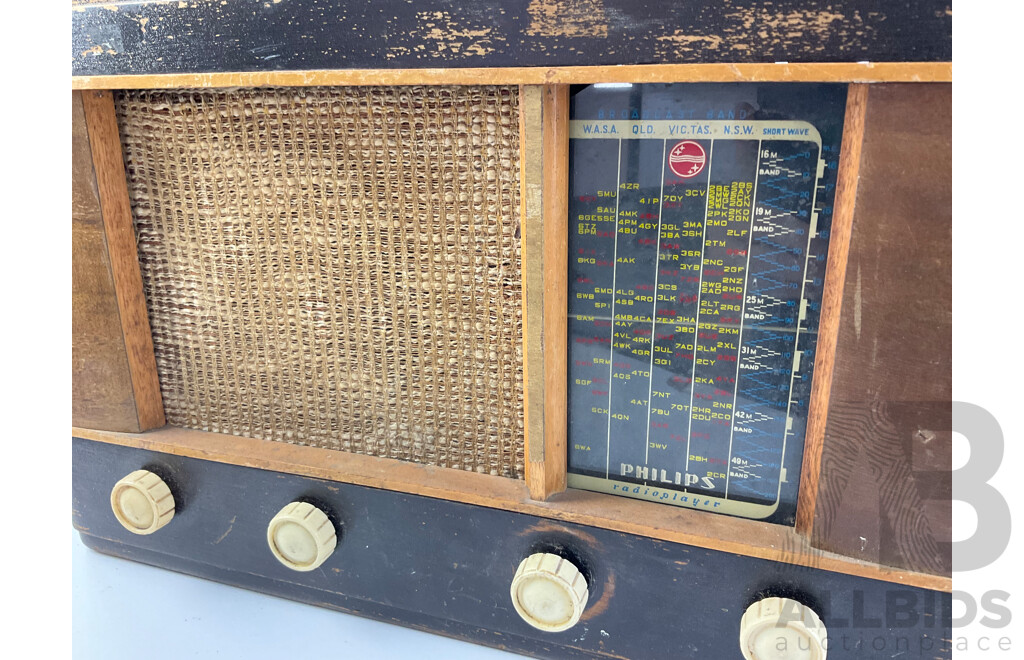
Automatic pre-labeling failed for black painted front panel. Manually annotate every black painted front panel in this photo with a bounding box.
[72,437,951,658]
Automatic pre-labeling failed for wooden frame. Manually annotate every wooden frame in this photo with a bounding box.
[71,66,950,590]
[540,86,570,500]
[71,62,950,91]
[73,90,139,432]
[529,81,883,555]
[521,85,570,501]
[78,90,165,432]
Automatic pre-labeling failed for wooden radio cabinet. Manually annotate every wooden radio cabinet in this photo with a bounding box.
[72,2,952,658]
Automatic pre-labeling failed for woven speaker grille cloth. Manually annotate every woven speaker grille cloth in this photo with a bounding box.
[117,86,524,479]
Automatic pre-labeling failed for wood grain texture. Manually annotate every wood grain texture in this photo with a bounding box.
[522,84,570,501]
[72,91,140,432]
[521,86,547,497]
[795,84,868,534]
[73,424,950,592]
[811,84,952,577]
[81,90,165,431]
[71,62,952,90]
[537,85,570,500]
[71,0,951,77]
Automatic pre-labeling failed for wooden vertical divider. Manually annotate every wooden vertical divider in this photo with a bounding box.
[520,86,545,495]
[521,85,569,500]
[794,84,868,535]
[541,85,570,498]
[81,90,166,431]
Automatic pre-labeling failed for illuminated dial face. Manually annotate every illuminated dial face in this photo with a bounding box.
[565,83,848,524]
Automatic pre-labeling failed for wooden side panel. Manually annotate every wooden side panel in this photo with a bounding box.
[812,84,952,577]
[523,85,569,501]
[80,90,165,432]
[72,91,140,432]
[72,0,951,77]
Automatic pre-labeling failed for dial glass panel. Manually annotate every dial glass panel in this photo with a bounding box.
[565,83,847,524]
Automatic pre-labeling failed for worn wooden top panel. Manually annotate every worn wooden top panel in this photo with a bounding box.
[812,84,951,576]
[72,0,952,77]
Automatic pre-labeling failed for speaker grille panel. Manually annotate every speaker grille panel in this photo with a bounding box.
[117,86,525,479]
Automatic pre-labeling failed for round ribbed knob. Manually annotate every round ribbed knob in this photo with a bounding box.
[510,553,589,632]
[740,597,827,660]
[110,470,175,535]
[266,502,337,571]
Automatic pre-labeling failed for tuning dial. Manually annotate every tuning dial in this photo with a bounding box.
[266,502,337,571]
[740,597,827,660]
[110,469,175,535]
[510,553,589,632]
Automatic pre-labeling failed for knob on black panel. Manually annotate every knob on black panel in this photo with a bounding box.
[740,597,827,660]
[510,553,589,632]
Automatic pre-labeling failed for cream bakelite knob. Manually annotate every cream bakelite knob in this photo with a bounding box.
[110,470,175,535]
[510,553,589,632]
[740,597,828,660]
[266,502,337,571]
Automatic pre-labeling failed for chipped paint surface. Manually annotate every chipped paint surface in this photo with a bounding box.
[388,10,505,60]
[526,0,608,38]
[724,6,874,54]
[71,1,950,77]
[417,11,498,57]
[652,6,875,59]
[80,44,118,56]
[655,32,724,53]
[579,569,615,620]
[213,516,236,544]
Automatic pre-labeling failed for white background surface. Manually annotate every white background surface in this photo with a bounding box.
[71,528,524,659]
[949,5,1023,658]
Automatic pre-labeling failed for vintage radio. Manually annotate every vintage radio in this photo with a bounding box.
[72,2,952,658]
